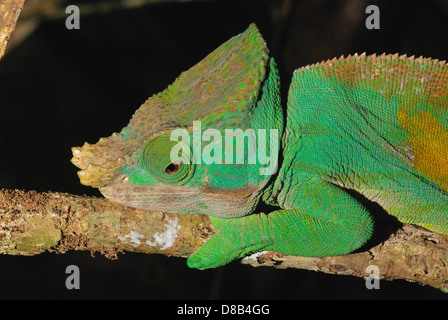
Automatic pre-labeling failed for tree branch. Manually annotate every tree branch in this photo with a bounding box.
[0,0,25,59]
[242,225,448,292]
[0,188,447,292]
[0,188,213,259]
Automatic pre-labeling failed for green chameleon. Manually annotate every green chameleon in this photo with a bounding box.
[71,24,448,269]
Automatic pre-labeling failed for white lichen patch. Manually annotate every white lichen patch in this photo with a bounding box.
[146,217,181,250]
[241,251,269,263]
[118,230,144,247]
[130,230,144,246]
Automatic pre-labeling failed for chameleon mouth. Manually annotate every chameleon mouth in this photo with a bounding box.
[99,184,259,218]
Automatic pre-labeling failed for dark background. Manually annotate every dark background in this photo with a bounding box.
[0,0,448,299]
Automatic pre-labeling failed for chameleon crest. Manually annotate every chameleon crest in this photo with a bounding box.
[72,24,448,270]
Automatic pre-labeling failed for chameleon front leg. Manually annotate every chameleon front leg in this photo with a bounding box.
[187,214,273,269]
[187,177,374,269]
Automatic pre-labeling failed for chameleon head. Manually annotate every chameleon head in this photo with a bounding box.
[71,24,283,218]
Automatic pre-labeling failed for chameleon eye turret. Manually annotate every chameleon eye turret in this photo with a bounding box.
[143,134,195,186]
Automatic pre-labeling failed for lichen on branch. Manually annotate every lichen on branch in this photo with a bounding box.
[0,188,213,259]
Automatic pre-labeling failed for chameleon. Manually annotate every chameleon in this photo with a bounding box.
[71,24,448,269]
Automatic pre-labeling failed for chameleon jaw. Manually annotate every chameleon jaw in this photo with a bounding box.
[99,183,260,218]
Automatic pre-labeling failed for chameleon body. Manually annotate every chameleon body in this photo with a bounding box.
[71,24,448,269]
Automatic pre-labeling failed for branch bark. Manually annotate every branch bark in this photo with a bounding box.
[0,188,447,292]
[0,0,25,59]
[0,188,213,259]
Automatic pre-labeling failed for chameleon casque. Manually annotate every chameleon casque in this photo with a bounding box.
[71,24,448,269]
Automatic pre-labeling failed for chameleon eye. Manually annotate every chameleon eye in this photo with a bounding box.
[165,163,180,174]
[144,134,194,185]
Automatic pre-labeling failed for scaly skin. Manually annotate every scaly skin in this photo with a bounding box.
[278,54,448,236]
[71,24,448,269]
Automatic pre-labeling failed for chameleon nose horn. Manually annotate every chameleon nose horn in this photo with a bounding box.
[71,134,126,188]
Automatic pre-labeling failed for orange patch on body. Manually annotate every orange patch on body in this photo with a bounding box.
[398,110,448,192]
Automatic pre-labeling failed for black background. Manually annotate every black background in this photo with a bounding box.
[0,0,448,299]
